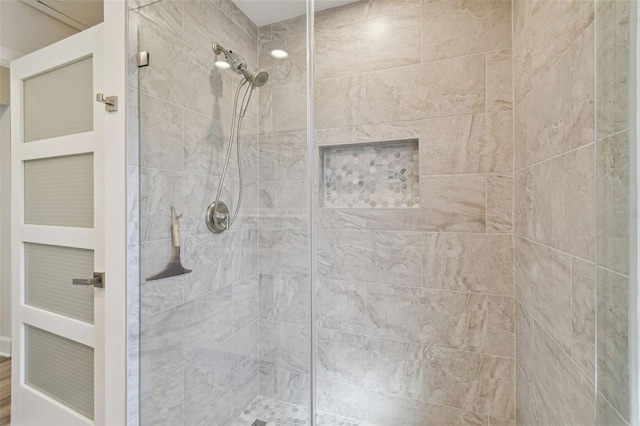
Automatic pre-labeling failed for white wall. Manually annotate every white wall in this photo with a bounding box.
[0,0,78,357]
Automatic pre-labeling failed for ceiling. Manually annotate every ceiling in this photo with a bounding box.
[233,0,358,27]
[22,0,357,30]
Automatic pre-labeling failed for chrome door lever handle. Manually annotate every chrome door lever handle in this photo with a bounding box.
[72,272,105,288]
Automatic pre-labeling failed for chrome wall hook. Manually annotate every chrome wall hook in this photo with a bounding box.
[96,93,118,112]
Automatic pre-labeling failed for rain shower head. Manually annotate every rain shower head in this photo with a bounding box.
[212,41,269,87]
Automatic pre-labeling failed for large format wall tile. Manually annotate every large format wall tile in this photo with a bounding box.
[515,365,550,426]
[316,13,421,79]
[571,257,596,380]
[140,371,184,426]
[259,131,308,181]
[513,0,593,103]
[423,346,514,419]
[487,173,514,233]
[532,323,595,426]
[259,33,306,88]
[486,49,513,112]
[139,92,183,171]
[140,286,233,393]
[420,174,487,232]
[259,365,309,406]
[259,319,310,375]
[420,112,513,175]
[597,267,630,422]
[317,229,422,286]
[367,390,488,426]
[316,278,367,334]
[367,284,488,352]
[259,228,308,276]
[423,233,513,294]
[515,237,571,353]
[421,0,511,62]
[314,75,366,129]
[515,302,534,383]
[366,55,486,123]
[259,274,308,325]
[316,379,367,421]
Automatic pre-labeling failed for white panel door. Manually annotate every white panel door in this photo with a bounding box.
[10,24,110,426]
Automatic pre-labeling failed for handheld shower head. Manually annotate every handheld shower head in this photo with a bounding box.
[241,68,269,87]
[213,41,269,88]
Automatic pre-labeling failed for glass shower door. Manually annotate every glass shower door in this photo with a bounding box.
[130,0,312,424]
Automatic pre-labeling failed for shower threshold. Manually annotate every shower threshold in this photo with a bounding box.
[232,396,374,426]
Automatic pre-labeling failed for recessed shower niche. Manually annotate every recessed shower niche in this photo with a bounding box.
[320,139,419,208]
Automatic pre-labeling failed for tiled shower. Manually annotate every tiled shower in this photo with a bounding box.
[127,0,634,425]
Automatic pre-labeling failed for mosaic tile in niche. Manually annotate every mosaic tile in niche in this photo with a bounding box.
[322,141,419,208]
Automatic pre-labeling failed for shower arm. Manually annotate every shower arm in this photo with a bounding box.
[212,42,230,57]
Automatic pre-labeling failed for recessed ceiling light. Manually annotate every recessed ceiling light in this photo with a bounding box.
[271,49,289,59]
[215,61,230,69]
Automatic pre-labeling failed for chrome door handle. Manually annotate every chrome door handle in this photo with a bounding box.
[72,272,105,288]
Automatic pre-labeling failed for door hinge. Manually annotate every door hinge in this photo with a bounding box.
[137,51,149,67]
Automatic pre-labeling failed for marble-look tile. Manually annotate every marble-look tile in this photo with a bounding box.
[127,85,139,167]
[259,34,306,88]
[271,15,306,39]
[183,326,259,425]
[571,257,595,380]
[259,228,309,276]
[315,0,365,31]
[316,379,367,421]
[315,209,367,230]
[532,322,596,426]
[596,0,629,138]
[220,0,258,42]
[513,0,593,103]
[367,285,487,352]
[182,0,256,65]
[531,145,596,261]
[138,0,181,39]
[365,336,425,399]
[316,278,367,334]
[486,295,515,358]
[315,75,366,129]
[259,365,310,406]
[364,0,423,18]
[367,390,488,426]
[316,13,421,79]
[259,24,272,43]
[190,391,234,426]
[128,320,141,409]
[488,417,514,426]
[273,83,307,133]
[232,276,259,332]
[423,346,514,419]
[597,131,630,275]
[513,167,533,239]
[317,229,422,286]
[366,55,485,123]
[420,112,513,175]
[139,286,232,393]
[420,174,487,232]
[317,328,369,385]
[597,267,630,422]
[259,131,307,181]
[259,274,308,325]
[514,237,571,353]
[570,24,595,148]
[140,371,183,426]
[597,392,631,426]
[260,319,309,374]
[487,173,513,233]
[258,87,273,135]
[515,302,534,383]
[423,233,513,295]
[514,49,572,169]
[486,49,513,112]
[421,0,511,62]
[127,165,140,246]
[365,209,425,231]
[232,369,259,419]
[315,121,420,146]
[139,92,183,171]
[515,365,550,426]
[186,229,258,299]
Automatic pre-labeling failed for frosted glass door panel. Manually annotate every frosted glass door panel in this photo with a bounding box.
[25,243,94,323]
[23,57,93,142]
[24,154,94,228]
[25,326,94,420]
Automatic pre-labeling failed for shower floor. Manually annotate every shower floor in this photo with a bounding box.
[231,396,373,426]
